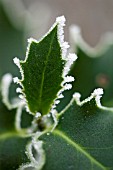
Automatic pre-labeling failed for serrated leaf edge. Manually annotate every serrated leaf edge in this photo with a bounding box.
[54,88,113,170]
[73,88,113,111]
[59,88,113,118]
[18,132,46,170]
[0,73,29,132]
[13,16,77,116]
[18,88,113,170]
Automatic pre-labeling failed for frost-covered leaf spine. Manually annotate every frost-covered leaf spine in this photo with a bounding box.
[13,16,78,117]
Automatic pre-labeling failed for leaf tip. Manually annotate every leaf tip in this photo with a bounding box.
[92,88,104,97]
[13,77,20,84]
[16,87,22,93]
[56,15,66,26]
[73,92,81,105]
[73,92,81,99]
[27,37,38,44]
[13,57,20,68]
[68,53,78,61]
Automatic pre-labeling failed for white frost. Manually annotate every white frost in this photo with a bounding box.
[35,112,41,118]
[13,77,19,83]
[16,87,22,93]
[59,88,113,118]
[73,88,107,109]
[73,88,113,112]
[64,83,72,90]
[13,16,78,120]
[92,88,103,97]
[58,94,64,98]
[68,53,78,61]
[64,76,75,83]
[56,16,70,61]
[19,136,45,170]
[13,57,20,68]
[54,100,60,104]
[19,94,24,99]
[50,17,78,119]
[63,53,78,77]
[73,92,81,99]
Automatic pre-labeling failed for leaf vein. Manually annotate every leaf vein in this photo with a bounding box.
[38,28,57,112]
[54,129,108,170]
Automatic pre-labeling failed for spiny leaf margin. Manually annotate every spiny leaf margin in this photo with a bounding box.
[38,88,113,170]
[0,74,46,170]
[13,16,77,116]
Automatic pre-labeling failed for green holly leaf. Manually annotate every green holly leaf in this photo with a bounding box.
[69,25,113,107]
[0,99,30,170]
[0,100,45,170]
[0,74,46,170]
[39,89,113,170]
[13,16,77,116]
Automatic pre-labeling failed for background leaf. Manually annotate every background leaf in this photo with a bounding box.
[0,74,33,170]
[0,99,31,170]
[58,28,113,111]
[70,27,113,107]
[39,89,113,170]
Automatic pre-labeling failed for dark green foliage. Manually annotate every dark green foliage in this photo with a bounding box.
[0,6,113,169]
[40,94,113,170]
[71,44,113,105]
[0,100,30,170]
[20,26,65,115]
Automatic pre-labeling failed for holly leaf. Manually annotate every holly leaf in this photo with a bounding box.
[0,99,30,170]
[69,26,113,107]
[13,16,77,115]
[39,89,113,170]
[0,74,46,170]
[0,99,47,170]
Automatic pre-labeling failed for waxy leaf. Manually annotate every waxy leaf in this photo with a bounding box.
[14,16,77,115]
[0,100,30,170]
[0,75,45,170]
[69,26,113,106]
[39,89,113,170]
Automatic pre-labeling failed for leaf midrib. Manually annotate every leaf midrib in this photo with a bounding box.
[53,129,107,170]
[38,27,57,113]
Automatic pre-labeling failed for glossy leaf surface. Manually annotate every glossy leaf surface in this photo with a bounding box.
[40,90,113,170]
